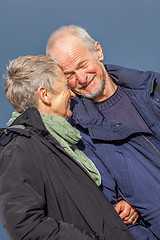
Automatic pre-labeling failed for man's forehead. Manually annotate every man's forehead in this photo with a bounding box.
[55,49,88,72]
[51,35,87,56]
[50,35,91,73]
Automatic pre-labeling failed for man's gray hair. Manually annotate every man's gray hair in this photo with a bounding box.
[46,25,96,56]
[4,55,61,113]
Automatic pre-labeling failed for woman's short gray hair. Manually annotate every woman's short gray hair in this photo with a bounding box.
[4,55,61,113]
[46,25,96,56]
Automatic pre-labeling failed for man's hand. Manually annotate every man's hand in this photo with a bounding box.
[115,200,139,225]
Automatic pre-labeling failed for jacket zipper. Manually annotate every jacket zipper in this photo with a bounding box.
[141,76,160,154]
[140,133,160,155]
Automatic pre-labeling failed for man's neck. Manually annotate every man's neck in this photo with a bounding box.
[92,74,118,103]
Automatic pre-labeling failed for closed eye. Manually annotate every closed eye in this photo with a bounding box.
[79,61,88,68]
[65,73,74,80]
[65,61,88,80]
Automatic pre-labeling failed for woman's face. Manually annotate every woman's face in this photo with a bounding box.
[49,71,75,119]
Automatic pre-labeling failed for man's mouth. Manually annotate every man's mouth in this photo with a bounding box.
[82,78,94,90]
[77,74,96,90]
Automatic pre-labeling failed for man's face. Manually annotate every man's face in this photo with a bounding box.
[49,36,106,101]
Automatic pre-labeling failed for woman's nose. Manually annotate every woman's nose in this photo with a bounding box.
[70,89,76,98]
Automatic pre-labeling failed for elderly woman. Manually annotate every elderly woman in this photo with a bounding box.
[0,55,135,240]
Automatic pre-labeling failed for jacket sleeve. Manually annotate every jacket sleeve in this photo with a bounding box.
[150,71,160,115]
[0,138,102,240]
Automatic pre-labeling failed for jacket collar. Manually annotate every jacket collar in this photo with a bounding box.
[70,96,150,141]
[1,108,48,146]
[9,107,67,149]
[70,64,153,141]
[11,107,46,131]
[105,64,154,90]
[9,107,56,140]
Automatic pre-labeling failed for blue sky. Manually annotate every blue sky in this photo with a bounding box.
[0,0,160,239]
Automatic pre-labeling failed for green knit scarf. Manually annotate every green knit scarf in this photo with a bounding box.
[11,112,101,186]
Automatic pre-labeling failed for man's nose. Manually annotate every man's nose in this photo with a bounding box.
[75,69,87,84]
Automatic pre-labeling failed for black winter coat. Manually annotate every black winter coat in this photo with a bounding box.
[0,107,134,240]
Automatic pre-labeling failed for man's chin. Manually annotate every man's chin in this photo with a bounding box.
[74,84,104,99]
[80,90,101,99]
[80,81,105,100]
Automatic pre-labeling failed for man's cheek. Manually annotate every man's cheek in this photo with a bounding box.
[68,79,76,89]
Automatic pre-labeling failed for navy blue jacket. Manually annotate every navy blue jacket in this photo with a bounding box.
[69,65,160,240]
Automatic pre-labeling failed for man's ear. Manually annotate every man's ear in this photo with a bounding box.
[37,87,51,105]
[95,41,104,61]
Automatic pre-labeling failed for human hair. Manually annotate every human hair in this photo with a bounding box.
[46,25,96,56]
[4,55,61,113]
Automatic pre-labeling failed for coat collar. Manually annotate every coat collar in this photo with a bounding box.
[8,107,58,143]
[9,107,70,151]
[70,64,154,141]
[11,107,47,132]
[105,64,154,90]
[70,96,150,141]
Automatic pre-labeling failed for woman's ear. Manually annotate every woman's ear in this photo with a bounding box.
[95,41,104,61]
[37,87,51,105]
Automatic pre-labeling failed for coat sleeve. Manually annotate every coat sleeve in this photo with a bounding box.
[150,71,160,115]
[0,138,102,240]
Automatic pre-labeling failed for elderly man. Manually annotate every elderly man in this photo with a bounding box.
[46,25,160,239]
[0,55,135,240]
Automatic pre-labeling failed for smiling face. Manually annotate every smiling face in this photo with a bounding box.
[49,71,75,119]
[49,35,110,102]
